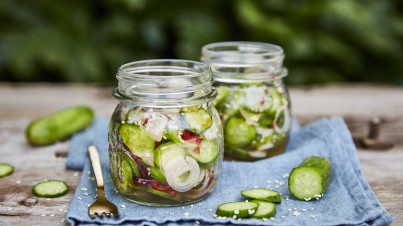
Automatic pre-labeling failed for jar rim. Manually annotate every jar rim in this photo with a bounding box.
[117,59,211,80]
[201,41,284,63]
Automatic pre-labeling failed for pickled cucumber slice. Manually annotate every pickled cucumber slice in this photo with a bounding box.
[153,142,186,169]
[118,154,139,192]
[183,108,213,132]
[214,86,230,106]
[146,186,181,201]
[189,139,219,165]
[119,124,156,166]
[150,167,167,183]
[224,117,256,147]
[264,87,283,117]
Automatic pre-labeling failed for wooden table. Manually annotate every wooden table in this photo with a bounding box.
[0,83,402,225]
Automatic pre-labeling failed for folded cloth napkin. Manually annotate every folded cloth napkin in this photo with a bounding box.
[66,117,393,226]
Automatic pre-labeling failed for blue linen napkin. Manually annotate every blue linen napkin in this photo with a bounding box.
[66,117,393,226]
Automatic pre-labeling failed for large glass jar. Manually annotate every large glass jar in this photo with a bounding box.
[108,60,223,206]
[201,42,291,161]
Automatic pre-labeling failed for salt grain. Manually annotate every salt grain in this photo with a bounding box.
[183,212,190,217]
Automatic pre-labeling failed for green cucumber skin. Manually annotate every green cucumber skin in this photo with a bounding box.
[250,200,276,219]
[26,106,94,146]
[146,186,181,201]
[32,180,69,198]
[224,145,252,161]
[241,188,281,203]
[216,202,259,218]
[0,163,14,177]
[288,156,332,200]
[224,117,256,148]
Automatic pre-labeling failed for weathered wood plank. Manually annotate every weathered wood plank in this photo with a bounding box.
[0,83,402,225]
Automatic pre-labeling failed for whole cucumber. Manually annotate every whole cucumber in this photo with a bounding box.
[25,106,94,145]
[288,156,332,201]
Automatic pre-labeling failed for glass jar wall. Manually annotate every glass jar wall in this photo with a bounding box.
[201,42,291,161]
[108,60,223,206]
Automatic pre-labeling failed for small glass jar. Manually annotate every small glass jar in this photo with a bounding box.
[108,59,223,206]
[201,42,291,161]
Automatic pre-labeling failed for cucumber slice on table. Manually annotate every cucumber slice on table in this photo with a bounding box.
[216,202,259,218]
[189,139,219,165]
[0,163,14,177]
[183,108,213,132]
[241,188,281,203]
[119,124,156,166]
[224,117,256,147]
[153,142,186,169]
[25,106,93,146]
[250,200,276,219]
[32,180,68,198]
[288,156,332,201]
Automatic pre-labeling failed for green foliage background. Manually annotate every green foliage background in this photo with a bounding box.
[1,0,403,84]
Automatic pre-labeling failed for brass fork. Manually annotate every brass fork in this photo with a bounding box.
[88,145,119,218]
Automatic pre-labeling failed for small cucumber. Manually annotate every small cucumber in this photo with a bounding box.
[288,156,332,201]
[224,117,256,147]
[153,142,186,169]
[119,124,156,166]
[32,180,68,198]
[250,200,276,219]
[189,139,219,165]
[0,163,14,177]
[241,188,281,203]
[183,108,213,132]
[216,202,259,218]
[25,106,94,145]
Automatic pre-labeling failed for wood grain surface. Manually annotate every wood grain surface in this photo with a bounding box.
[0,83,402,225]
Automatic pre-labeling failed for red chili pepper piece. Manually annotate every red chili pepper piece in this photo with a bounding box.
[180,130,203,144]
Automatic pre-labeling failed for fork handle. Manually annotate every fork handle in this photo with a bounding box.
[88,145,104,187]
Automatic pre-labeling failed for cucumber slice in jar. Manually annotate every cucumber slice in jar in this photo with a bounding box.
[224,145,251,160]
[117,154,139,192]
[216,202,259,218]
[32,180,68,198]
[264,87,283,117]
[241,188,281,203]
[288,156,332,201]
[188,138,219,165]
[119,124,156,166]
[250,200,276,219]
[150,167,167,183]
[153,142,186,169]
[224,117,256,147]
[214,86,230,106]
[183,108,213,132]
[0,163,14,177]
[146,186,181,201]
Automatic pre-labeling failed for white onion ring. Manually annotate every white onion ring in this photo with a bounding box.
[164,156,200,192]
[274,106,291,134]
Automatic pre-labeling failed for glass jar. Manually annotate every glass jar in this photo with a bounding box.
[201,42,291,161]
[108,59,223,206]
